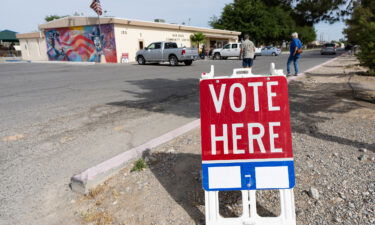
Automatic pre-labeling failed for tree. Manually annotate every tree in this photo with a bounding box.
[213,0,359,29]
[209,0,308,45]
[295,26,317,45]
[45,15,67,22]
[344,0,375,74]
[190,32,206,48]
[293,0,356,25]
[260,0,357,25]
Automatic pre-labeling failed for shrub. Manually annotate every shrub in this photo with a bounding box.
[345,2,375,75]
[131,158,147,172]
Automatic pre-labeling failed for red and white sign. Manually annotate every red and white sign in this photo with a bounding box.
[200,76,293,162]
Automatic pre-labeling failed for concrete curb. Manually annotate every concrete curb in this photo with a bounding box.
[70,53,343,194]
[31,61,96,65]
[71,119,200,194]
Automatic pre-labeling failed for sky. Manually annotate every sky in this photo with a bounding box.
[0,0,345,42]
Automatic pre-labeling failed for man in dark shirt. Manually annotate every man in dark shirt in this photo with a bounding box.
[287,32,302,76]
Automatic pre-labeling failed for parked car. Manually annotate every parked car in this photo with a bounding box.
[261,46,281,56]
[254,48,262,57]
[212,43,261,60]
[136,42,199,66]
[321,43,336,55]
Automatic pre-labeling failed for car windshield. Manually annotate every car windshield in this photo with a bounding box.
[223,44,230,49]
[325,44,335,47]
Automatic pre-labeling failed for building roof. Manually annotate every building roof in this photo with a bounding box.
[0,29,18,42]
[16,32,44,39]
[38,16,241,36]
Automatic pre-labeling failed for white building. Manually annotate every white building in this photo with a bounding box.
[17,17,240,63]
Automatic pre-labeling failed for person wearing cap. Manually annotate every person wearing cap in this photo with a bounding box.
[287,32,303,76]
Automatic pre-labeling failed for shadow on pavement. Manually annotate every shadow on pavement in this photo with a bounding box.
[107,78,200,118]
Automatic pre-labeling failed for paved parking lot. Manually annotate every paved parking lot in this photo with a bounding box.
[0,50,339,224]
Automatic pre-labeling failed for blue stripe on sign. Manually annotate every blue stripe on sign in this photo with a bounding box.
[202,161,295,191]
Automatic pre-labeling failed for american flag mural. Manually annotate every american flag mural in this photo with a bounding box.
[90,0,103,16]
[45,24,117,63]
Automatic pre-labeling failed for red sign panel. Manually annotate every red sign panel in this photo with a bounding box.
[200,76,293,161]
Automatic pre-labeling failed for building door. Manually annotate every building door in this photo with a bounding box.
[139,41,144,50]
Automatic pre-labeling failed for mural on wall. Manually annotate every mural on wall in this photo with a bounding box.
[45,24,117,63]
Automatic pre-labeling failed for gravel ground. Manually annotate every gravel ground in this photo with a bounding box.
[71,55,375,225]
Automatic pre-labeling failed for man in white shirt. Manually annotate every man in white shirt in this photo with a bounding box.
[241,34,256,68]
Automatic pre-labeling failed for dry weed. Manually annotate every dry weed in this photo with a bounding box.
[82,209,114,225]
[88,185,106,199]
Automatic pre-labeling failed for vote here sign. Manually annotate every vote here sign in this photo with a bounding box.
[200,75,295,191]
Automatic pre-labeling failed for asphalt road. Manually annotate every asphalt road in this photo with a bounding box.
[0,50,339,224]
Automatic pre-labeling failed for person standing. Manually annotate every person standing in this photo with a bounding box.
[241,34,255,68]
[287,32,303,76]
[201,45,206,59]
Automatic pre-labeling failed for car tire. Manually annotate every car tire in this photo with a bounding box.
[137,56,146,65]
[272,52,277,56]
[184,60,193,66]
[169,55,179,66]
[214,53,221,60]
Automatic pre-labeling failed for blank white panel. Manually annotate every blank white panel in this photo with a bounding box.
[208,166,241,189]
[255,166,289,189]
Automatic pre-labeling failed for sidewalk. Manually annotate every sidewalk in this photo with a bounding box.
[69,55,375,225]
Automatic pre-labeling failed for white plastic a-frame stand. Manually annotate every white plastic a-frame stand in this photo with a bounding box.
[201,64,296,225]
[205,190,296,225]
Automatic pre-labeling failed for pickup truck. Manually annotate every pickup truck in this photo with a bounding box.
[136,42,199,66]
[212,42,261,60]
